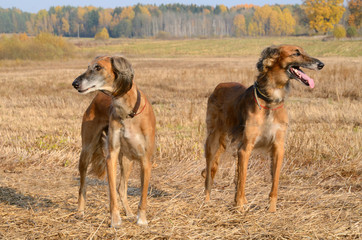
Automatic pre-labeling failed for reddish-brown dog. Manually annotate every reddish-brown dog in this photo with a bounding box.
[203,45,324,212]
[72,56,155,227]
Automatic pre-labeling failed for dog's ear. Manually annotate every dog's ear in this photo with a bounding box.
[110,56,134,96]
[256,46,280,72]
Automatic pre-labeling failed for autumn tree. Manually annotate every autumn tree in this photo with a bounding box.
[99,9,112,28]
[214,4,228,14]
[252,5,272,36]
[303,0,345,34]
[233,14,246,36]
[61,17,70,35]
[94,27,109,40]
[282,8,296,35]
[120,6,135,20]
[347,0,361,28]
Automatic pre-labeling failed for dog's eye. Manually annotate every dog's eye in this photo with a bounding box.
[95,65,102,71]
[293,50,301,57]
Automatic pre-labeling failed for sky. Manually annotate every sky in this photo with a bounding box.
[0,0,303,13]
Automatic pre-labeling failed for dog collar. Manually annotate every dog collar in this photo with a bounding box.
[128,89,146,118]
[100,89,146,118]
[254,82,273,103]
[253,84,283,111]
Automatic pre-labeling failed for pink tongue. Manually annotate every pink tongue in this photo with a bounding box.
[298,70,315,88]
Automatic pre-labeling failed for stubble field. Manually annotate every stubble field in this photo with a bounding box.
[0,39,361,239]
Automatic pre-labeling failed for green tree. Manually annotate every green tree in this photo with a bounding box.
[111,19,133,37]
[303,0,345,34]
[346,26,358,37]
[84,9,99,37]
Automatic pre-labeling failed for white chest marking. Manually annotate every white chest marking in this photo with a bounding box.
[255,114,281,148]
[272,89,283,102]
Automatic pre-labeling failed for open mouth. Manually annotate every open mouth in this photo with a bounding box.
[78,85,96,93]
[288,66,315,89]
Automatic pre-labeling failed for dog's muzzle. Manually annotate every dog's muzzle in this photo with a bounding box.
[317,61,324,70]
[72,78,80,89]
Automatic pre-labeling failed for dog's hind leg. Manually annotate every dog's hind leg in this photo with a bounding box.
[204,130,226,202]
[137,155,151,226]
[202,133,226,179]
[117,155,134,218]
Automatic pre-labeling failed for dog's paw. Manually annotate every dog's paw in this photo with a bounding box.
[136,211,148,226]
[110,212,122,228]
[75,211,84,219]
[269,197,277,213]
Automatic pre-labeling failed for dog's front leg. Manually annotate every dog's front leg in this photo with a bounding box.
[137,155,151,226]
[107,119,123,228]
[269,130,286,212]
[235,142,253,211]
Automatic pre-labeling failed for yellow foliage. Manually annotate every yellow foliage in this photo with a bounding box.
[347,0,362,27]
[333,24,346,38]
[18,33,28,41]
[203,9,211,15]
[303,0,345,33]
[218,4,228,13]
[120,6,135,20]
[99,9,113,27]
[282,8,296,35]
[233,14,246,37]
[0,33,74,60]
[61,17,70,34]
[77,7,86,21]
[248,21,261,36]
[138,5,151,17]
[94,27,110,40]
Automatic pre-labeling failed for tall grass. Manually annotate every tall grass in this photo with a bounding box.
[0,33,75,60]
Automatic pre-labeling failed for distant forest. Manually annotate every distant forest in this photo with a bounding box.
[0,2,359,38]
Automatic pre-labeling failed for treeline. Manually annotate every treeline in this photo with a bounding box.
[0,2,359,38]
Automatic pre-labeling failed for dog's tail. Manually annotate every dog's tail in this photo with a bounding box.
[88,129,107,179]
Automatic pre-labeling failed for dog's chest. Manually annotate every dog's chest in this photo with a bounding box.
[118,123,146,159]
[254,113,281,148]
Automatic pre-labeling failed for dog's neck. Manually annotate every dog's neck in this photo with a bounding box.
[111,84,140,119]
[256,71,289,104]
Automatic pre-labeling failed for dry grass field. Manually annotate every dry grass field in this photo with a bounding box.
[0,41,361,239]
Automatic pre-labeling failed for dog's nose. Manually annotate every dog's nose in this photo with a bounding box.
[317,62,324,70]
[72,79,79,89]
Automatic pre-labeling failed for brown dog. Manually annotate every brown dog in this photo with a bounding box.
[72,56,155,227]
[203,45,324,212]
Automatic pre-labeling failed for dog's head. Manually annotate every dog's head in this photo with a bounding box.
[72,56,134,96]
[257,45,324,88]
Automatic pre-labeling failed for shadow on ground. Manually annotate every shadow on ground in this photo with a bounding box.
[0,186,57,210]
